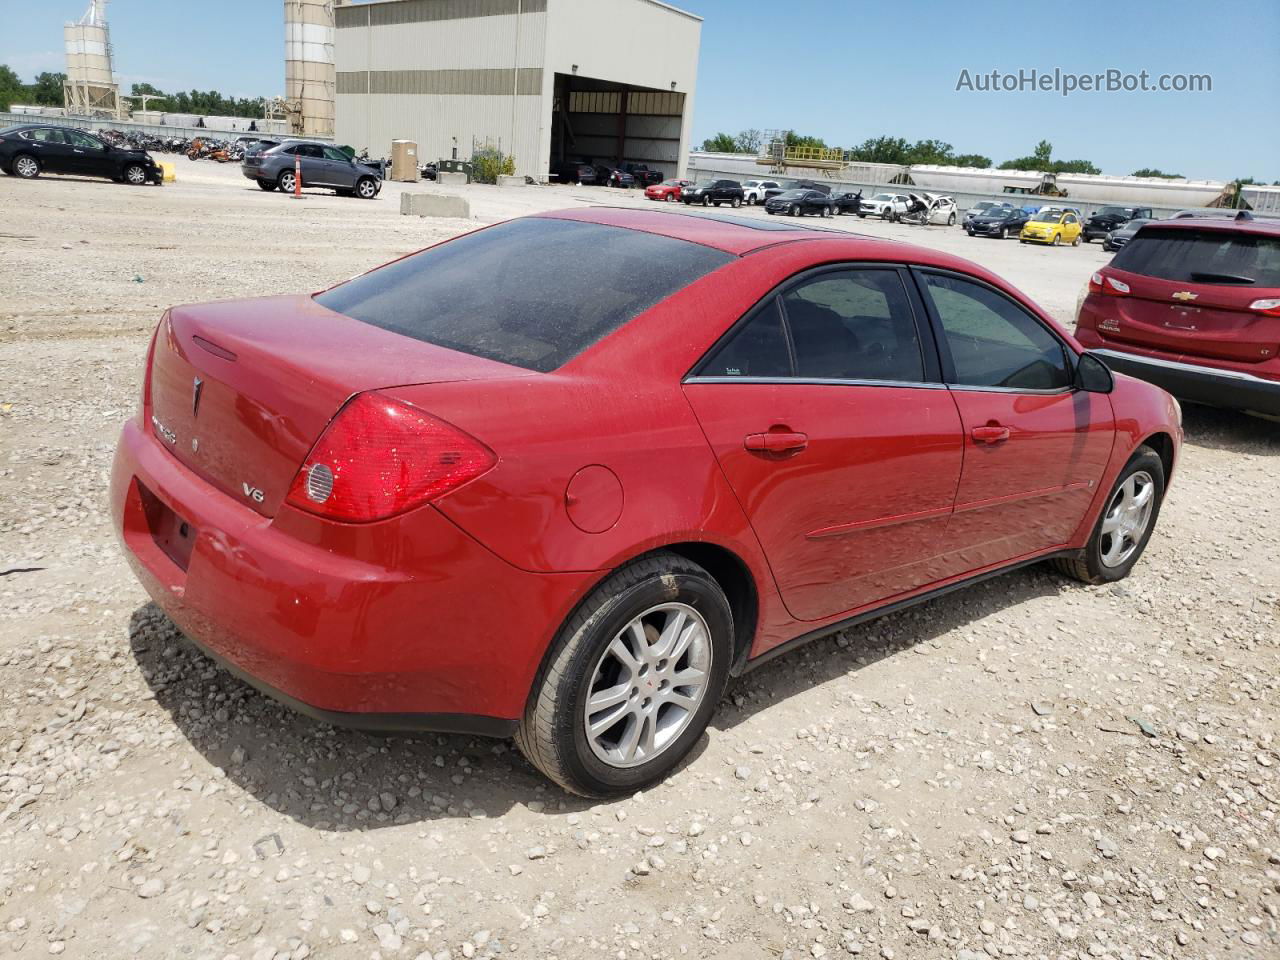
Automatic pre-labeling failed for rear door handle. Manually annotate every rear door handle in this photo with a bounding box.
[744,431,808,453]
[971,425,1011,444]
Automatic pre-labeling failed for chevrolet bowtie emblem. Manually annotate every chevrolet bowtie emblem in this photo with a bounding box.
[1171,291,1198,302]
[192,376,204,415]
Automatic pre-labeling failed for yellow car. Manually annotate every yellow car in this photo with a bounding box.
[1020,209,1083,246]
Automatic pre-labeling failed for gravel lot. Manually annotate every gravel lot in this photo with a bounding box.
[1,163,1278,960]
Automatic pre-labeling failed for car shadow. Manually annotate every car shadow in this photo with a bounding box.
[129,562,1065,825]
[128,603,709,827]
[1179,403,1279,455]
[713,562,1068,734]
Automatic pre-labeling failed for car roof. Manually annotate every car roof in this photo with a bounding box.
[1151,214,1280,236]
[534,208,986,273]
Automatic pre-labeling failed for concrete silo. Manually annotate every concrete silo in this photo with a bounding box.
[284,0,339,137]
[63,0,124,119]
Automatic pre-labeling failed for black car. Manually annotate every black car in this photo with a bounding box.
[967,207,1032,238]
[681,179,744,207]
[593,165,635,188]
[1101,217,1153,252]
[623,163,663,187]
[0,124,163,185]
[765,189,833,217]
[830,190,865,216]
[1083,205,1153,242]
[555,161,597,185]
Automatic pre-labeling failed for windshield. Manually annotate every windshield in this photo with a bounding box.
[1097,206,1133,217]
[660,179,683,186]
[871,193,893,202]
[775,190,806,200]
[315,219,734,372]
[1031,212,1061,223]
[1111,227,1280,287]
[693,181,716,189]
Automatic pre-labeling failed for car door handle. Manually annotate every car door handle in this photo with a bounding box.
[971,425,1011,444]
[744,431,808,453]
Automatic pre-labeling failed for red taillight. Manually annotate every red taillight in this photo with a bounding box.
[141,318,161,414]
[285,393,496,523]
[1248,297,1280,317]
[1090,271,1130,296]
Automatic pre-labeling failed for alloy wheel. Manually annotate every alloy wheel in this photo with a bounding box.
[14,156,38,178]
[1099,470,1155,568]
[125,165,147,185]
[583,603,712,768]
[280,172,296,192]
[357,178,377,199]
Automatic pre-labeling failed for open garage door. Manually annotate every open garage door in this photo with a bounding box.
[549,73,685,182]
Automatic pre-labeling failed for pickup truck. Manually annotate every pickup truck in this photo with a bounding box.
[622,163,664,187]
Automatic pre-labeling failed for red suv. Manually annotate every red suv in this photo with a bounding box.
[1076,214,1280,418]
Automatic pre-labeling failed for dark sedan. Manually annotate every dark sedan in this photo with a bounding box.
[681,179,744,207]
[242,141,382,198]
[967,206,1032,238]
[765,189,833,217]
[1084,205,1153,242]
[1102,218,1152,252]
[830,191,865,216]
[594,165,636,188]
[555,161,597,185]
[0,124,162,185]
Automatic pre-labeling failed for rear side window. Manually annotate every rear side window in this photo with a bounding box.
[1113,227,1280,286]
[316,218,733,372]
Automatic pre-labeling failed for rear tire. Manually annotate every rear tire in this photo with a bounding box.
[947,212,956,226]
[1052,446,1165,585]
[13,154,40,179]
[1072,234,1081,247]
[515,552,733,798]
[731,196,741,208]
[257,179,277,191]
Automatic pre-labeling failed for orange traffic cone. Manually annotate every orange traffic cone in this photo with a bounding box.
[291,154,303,199]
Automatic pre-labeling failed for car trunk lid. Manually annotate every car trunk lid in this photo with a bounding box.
[146,294,528,517]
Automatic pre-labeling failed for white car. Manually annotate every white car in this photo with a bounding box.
[860,192,909,219]
[741,179,781,205]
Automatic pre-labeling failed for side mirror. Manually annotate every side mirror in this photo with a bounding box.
[1075,352,1114,394]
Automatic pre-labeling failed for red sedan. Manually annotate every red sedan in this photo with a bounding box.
[112,208,1182,797]
[644,178,694,202]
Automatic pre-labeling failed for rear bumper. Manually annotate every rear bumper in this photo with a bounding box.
[1092,348,1280,416]
[111,418,597,732]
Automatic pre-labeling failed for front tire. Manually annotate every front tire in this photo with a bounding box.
[515,552,733,798]
[789,204,799,217]
[355,176,378,199]
[1053,446,1165,585]
[701,195,710,206]
[123,164,149,186]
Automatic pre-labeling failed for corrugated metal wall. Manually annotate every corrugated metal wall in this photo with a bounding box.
[335,4,547,175]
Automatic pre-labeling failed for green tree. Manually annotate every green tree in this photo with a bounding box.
[734,128,763,153]
[700,132,739,152]
[951,153,993,167]
[0,64,22,111]
[1000,140,1099,175]
[1131,168,1183,179]
[29,72,66,106]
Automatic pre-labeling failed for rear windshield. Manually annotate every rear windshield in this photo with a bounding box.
[1112,227,1280,287]
[315,218,733,371]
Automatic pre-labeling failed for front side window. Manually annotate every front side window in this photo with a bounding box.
[322,146,349,162]
[66,130,103,149]
[922,273,1070,391]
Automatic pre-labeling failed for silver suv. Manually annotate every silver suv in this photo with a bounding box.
[242,140,382,199]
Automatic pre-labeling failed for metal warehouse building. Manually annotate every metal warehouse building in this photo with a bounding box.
[334,0,701,181]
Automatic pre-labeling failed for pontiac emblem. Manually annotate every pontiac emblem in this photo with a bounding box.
[1171,291,1198,302]
[192,376,204,415]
